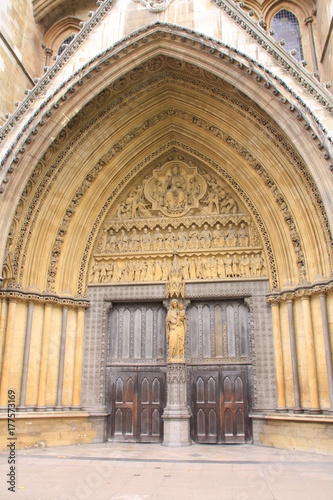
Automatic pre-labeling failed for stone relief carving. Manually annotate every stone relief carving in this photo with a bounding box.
[133,0,174,12]
[88,158,267,286]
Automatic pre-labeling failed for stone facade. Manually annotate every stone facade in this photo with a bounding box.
[0,0,332,453]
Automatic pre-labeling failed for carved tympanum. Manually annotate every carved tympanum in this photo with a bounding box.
[89,158,267,285]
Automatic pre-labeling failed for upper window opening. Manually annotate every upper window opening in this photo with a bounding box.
[58,35,75,56]
[271,9,304,61]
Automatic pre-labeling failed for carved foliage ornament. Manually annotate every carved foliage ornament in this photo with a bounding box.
[133,0,174,12]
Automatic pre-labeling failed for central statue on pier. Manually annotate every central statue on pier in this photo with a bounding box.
[166,299,186,362]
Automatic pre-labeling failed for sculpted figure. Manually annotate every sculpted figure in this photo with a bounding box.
[221,194,238,214]
[196,257,205,279]
[182,257,190,280]
[141,228,152,251]
[128,260,135,281]
[99,261,107,283]
[189,225,199,249]
[200,224,212,249]
[177,225,188,250]
[207,256,217,278]
[212,223,223,248]
[253,254,264,276]
[189,257,197,279]
[152,180,164,206]
[187,176,201,205]
[162,257,171,281]
[90,262,100,283]
[239,254,250,276]
[225,223,238,247]
[238,223,249,247]
[147,260,155,281]
[132,184,151,218]
[155,259,163,281]
[153,227,164,251]
[134,260,143,281]
[232,255,240,277]
[217,257,225,278]
[164,226,177,250]
[166,299,186,361]
[105,229,118,253]
[141,261,148,281]
[164,164,187,211]
[203,187,220,214]
[225,254,233,277]
[106,261,113,281]
[118,229,128,253]
[121,262,129,282]
[128,228,141,252]
[112,262,122,282]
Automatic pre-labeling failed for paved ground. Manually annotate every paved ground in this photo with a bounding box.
[1,442,333,500]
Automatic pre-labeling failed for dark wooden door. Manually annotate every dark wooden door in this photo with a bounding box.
[192,369,220,443]
[109,368,165,442]
[191,366,251,444]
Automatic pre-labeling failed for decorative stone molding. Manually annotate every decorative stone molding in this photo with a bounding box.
[0,288,89,308]
[133,0,174,12]
[266,277,333,303]
[0,20,332,186]
[212,0,333,112]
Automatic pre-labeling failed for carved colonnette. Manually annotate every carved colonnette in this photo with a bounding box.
[0,289,88,414]
[266,278,333,413]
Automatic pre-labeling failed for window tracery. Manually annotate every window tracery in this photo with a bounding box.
[271,9,304,61]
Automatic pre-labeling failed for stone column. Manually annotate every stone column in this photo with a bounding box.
[36,302,53,411]
[0,298,8,375]
[18,301,34,410]
[0,299,17,408]
[286,297,302,413]
[72,307,85,408]
[270,300,286,411]
[55,306,68,410]
[300,292,320,413]
[162,362,191,446]
[304,16,319,74]
[319,292,333,412]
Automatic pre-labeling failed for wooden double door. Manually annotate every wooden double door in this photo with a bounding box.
[190,366,251,444]
[108,367,166,442]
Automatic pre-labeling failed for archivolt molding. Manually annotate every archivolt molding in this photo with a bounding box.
[1,93,330,290]
[5,60,332,291]
[0,19,332,184]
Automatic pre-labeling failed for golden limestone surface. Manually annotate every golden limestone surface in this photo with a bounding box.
[90,160,266,284]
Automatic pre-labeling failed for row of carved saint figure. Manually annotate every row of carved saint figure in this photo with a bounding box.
[90,252,266,284]
[103,222,250,254]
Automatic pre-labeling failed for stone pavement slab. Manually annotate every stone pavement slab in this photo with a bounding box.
[1,443,333,500]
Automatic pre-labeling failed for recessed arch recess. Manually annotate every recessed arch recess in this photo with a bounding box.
[1,26,332,296]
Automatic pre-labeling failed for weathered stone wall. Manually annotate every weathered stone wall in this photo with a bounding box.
[0,0,44,125]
